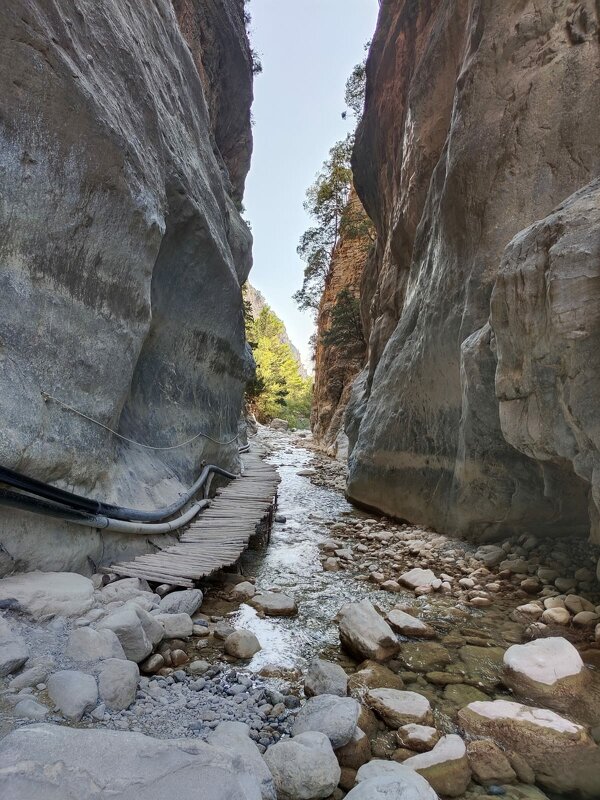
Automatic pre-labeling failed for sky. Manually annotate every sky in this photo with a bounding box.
[243,0,380,371]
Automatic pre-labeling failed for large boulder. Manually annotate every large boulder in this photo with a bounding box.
[335,727,371,770]
[224,630,261,659]
[366,688,432,728]
[99,578,156,605]
[0,616,29,677]
[386,609,436,639]
[158,589,203,616]
[0,724,266,799]
[503,637,600,725]
[351,765,438,799]
[98,603,163,662]
[263,731,340,800]
[466,739,517,785]
[250,592,297,617]
[459,699,600,797]
[403,735,471,797]
[292,694,360,749]
[0,572,94,618]
[208,722,275,800]
[338,599,400,662]
[47,669,98,721]
[153,612,194,639]
[66,627,126,663]
[97,658,139,711]
[304,658,348,698]
[398,569,437,591]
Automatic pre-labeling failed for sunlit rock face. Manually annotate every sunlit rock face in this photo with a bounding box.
[0,0,253,574]
[346,0,600,548]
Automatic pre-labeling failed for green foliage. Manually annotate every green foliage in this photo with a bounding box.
[321,289,365,351]
[243,289,312,427]
[344,58,367,119]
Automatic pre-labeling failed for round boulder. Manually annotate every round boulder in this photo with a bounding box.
[292,694,360,749]
[224,630,261,659]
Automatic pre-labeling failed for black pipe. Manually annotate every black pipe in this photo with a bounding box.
[0,462,237,523]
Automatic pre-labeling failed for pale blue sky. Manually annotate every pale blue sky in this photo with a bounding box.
[244,0,380,369]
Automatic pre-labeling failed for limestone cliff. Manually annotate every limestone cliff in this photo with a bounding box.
[312,190,369,458]
[0,0,253,574]
[347,0,600,552]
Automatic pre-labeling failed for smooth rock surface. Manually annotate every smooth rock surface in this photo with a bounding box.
[158,589,203,616]
[224,630,262,659]
[304,658,348,698]
[366,689,432,728]
[47,670,98,721]
[351,766,438,799]
[338,599,400,662]
[250,592,297,617]
[403,735,471,797]
[98,604,163,662]
[292,694,360,749]
[66,627,126,663]
[0,572,94,618]
[0,616,29,677]
[97,658,139,711]
[264,731,341,800]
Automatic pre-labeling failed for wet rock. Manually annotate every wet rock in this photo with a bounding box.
[224,630,261,659]
[0,724,267,798]
[503,637,599,725]
[214,620,236,639]
[443,683,488,709]
[98,604,163,662]
[154,612,193,639]
[348,660,404,696]
[97,658,139,711]
[66,627,126,662]
[140,653,165,674]
[251,592,297,617]
[400,642,451,672]
[353,763,438,799]
[13,698,48,720]
[386,609,436,639]
[158,589,203,616]
[404,734,471,797]
[0,616,29,677]
[231,581,256,600]
[335,727,371,770]
[264,731,340,800]
[292,694,360,748]
[458,645,505,686]
[304,658,348,698]
[0,572,94,619]
[338,599,400,662]
[398,569,438,591]
[366,688,432,728]
[396,724,440,753]
[47,669,98,721]
[458,699,600,797]
[467,739,517,785]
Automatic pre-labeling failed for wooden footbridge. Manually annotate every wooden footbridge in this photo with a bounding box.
[105,449,280,588]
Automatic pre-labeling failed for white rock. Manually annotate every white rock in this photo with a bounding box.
[97,658,139,711]
[338,599,400,662]
[398,568,438,590]
[66,627,126,662]
[0,571,94,619]
[292,694,360,748]
[0,616,29,677]
[47,669,98,721]
[158,589,203,615]
[154,612,193,639]
[97,603,163,662]
[403,734,471,797]
[304,658,348,698]
[264,731,340,800]
[352,766,437,799]
[504,637,583,686]
[366,688,432,728]
[397,723,440,752]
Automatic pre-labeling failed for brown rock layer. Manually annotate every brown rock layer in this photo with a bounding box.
[346,0,600,552]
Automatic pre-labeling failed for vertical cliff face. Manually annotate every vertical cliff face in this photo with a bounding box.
[0,0,253,574]
[347,0,600,549]
[312,190,369,458]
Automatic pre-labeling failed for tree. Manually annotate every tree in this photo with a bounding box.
[321,289,365,351]
[344,57,367,119]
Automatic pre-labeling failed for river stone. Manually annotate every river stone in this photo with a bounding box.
[0,572,94,619]
[352,764,438,799]
[154,612,194,639]
[208,721,276,800]
[338,599,400,662]
[398,569,438,591]
[304,658,348,697]
[292,694,360,748]
[474,545,505,567]
[158,589,203,616]
[386,609,436,638]
[47,669,98,721]
[9,657,54,689]
[335,727,371,770]
[467,739,517,785]
[98,604,164,662]
[0,616,29,677]
[348,660,404,696]
[458,699,600,797]
[97,658,139,711]
[232,581,256,600]
[403,734,471,797]
[224,630,261,659]
[264,731,341,800]
[250,592,297,616]
[0,724,266,799]
[66,627,126,662]
[503,637,599,725]
[13,698,49,721]
[400,642,451,672]
[397,724,440,753]
[100,578,156,605]
[366,689,432,728]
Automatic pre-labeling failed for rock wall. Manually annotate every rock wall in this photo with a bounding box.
[312,190,369,459]
[346,0,600,554]
[0,0,253,574]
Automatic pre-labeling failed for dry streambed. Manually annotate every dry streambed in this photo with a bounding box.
[0,429,599,800]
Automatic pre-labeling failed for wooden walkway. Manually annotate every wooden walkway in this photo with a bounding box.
[105,449,280,588]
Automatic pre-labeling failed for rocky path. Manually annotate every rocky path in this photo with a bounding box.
[1,427,600,799]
